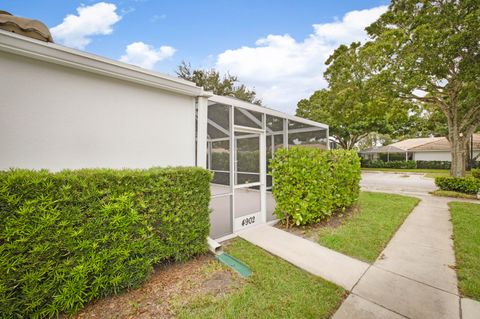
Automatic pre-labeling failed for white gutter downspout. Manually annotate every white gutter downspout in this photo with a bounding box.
[207,237,223,255]
[196,90,220,255]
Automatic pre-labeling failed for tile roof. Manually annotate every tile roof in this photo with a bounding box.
[361,134,480,153]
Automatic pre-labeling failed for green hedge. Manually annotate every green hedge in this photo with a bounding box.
[361,160,416,169]
[270,148,361,226]
[416,160,451,170]
[0,167,212,318]
[472,168,480,179]
[435,176,480,195]
[362,159,479,170]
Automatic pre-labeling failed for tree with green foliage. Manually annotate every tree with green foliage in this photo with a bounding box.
[363,0,480,177]
[415,105,449,138]
[297,42,415,150]
[176,61,262,105]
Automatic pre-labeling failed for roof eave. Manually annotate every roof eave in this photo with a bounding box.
[0,29,204,97]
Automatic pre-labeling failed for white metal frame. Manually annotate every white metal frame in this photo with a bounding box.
[232,124,266,232]
[200,92,329,239]
[209,95,328,129]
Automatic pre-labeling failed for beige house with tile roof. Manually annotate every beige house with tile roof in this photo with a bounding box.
[360,134,480,162]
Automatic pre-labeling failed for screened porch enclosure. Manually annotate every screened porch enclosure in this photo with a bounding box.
[202,96,328,240]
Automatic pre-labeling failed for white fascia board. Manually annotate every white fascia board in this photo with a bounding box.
[0,30,204,97]
[208,94,328,129]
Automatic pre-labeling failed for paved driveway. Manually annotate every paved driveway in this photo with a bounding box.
[361,171,437,194]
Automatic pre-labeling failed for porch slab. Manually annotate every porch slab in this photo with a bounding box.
[239,224,369,290]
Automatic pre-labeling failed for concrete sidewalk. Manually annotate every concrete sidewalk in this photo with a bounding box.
[239,225,369,290]
[240,193,480,319]
[334,194,479,319]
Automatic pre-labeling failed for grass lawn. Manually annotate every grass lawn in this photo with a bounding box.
[431,190,479,200]
[449,202,480,301]
[176,239,345,319]
[317,192,419,263]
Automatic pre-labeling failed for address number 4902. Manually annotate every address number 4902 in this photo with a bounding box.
[241,216,255,227]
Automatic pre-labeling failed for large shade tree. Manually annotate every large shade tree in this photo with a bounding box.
[363,0,480,176]
[176,61,262,105]
[297,42,414,149]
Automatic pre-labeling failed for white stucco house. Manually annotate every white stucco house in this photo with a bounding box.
[0,29,329,241]
[360,135,480,162]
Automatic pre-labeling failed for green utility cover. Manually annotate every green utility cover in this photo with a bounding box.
[216,253,252,278]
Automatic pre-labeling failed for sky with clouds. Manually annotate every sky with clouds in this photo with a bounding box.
[2,0,389,113]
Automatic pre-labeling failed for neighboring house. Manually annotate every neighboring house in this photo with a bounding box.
[360,134,480,162]
[0,28,328,241]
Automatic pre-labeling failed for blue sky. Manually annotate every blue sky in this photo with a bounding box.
[1,0,389,113]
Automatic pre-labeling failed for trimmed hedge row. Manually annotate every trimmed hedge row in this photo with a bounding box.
[435,176,480,195]
[270,148,361,226]
[0,167,212,318]
[361,160,416,169]
[362,159,480,170]
[416,160,451,170]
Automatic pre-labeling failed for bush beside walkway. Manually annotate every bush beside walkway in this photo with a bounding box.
[0,167,212,318]
[270,148,360,226]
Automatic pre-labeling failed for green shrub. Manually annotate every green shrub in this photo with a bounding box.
[0,167,212,318]
[472,168,480,179]
[270,148,361,226]
[361,160,416,169]
[435,176,480,194]
[416,160,451,169]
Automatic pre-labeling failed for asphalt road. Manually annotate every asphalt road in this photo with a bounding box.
[360,171,437,195]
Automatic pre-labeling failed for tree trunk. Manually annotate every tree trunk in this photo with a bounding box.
[450,134,468,177]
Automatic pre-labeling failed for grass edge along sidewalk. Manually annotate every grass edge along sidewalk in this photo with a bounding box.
[449,202,480,301]
[317,192,420,263]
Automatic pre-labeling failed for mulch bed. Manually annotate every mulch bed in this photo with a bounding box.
[69,253,241,319]
[275,205,360,242]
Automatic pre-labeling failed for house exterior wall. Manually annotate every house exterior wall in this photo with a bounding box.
[413,151,480,162]
[413,151,452,161]
[0,51,196,171]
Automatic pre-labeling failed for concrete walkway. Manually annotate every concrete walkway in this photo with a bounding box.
[334,195,459,319]
[239,189,480,319]
[239,225,369,290]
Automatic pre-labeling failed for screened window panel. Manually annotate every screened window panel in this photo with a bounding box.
[266,134,284,188]
[234,107,263,128]
[208,103,230,133]
[288,128,328,149]
[209,140,231,193]
[235,135,260,185]
[288,119,312,130]
[266,114,284,133]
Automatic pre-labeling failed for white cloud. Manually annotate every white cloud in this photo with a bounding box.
[215,5,388,113]
[51,2,121,50]
[119,42,176,69]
